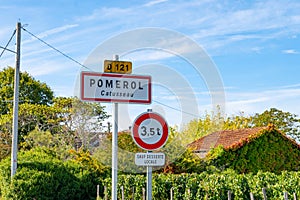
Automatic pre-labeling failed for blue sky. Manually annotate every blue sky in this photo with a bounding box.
[1,0,300,128]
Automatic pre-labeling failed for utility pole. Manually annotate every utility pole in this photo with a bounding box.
[11,22,21,178]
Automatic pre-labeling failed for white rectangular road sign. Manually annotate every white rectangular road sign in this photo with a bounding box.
[80,71,151,104]
[135,152,165,166]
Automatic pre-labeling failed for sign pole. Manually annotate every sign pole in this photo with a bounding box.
[146,150,152,200]
[112,55,119,200]
[132,109,169,200]
[146,109,152,200]
[80,55,152,200]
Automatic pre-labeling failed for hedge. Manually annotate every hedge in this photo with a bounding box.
[0,148,104,200]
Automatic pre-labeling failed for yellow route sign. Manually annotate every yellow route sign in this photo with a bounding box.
[104,60,132,74]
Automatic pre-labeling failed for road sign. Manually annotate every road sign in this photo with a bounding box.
[132,112,168,150]
[135,152,165,166]
[104,60,132,74]
[80,71,151,104]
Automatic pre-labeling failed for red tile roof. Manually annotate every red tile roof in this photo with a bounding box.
[188,127,266,151]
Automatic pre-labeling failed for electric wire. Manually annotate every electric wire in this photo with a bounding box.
[0,46,16,54]
[0,29,16,58]
[21,27,200,119]
[153,100,200,118]
[22,27,92,71]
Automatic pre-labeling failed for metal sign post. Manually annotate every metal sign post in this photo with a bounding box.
[131,109,169,200]
[112,55,119,200]
[146,151,152,200]
[80,55,152,200]
[112,101,118,200]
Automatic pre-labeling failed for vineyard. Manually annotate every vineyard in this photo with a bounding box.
[100,170,300,200]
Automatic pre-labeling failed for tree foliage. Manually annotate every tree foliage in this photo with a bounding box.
[21,128,74,159]
[67,97,109,151]
[181,110,225,144]
[0,115,11,160]
[251,108,300,140]
[93,132,145,173]
[183,108,300,142]
[161,148,207,174]
[0,102,67,160]
[0,67,54,115]
[0,95,109,160]
[0,148,107,200]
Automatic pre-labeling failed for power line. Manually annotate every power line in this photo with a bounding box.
[0,45,16,54]
[22,27,92,71]
[21,27,200,118]
[153,99,200,118]
[0,29,16,57]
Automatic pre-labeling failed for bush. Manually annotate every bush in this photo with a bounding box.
[0,148,103,200]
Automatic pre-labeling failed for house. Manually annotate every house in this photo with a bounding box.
[188,126,300,173]
[188,127,265,157]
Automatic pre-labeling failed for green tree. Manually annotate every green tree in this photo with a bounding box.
[183,108,300,141]
[181,110,225,145]
[223,113,252,130]
[0,114,11,160]
[21,128,74,159]
[161,148,207,174]
[251,108,300,140]
[0,97,109,160]
[93,132,144,173]
[19,97,109,150]
[0,67,54,114]
[1,102,66,145]
[67,97,109,151]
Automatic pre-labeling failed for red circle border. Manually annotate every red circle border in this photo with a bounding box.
[132,112,168,150]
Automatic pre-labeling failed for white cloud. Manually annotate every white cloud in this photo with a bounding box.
[227,97,269,107]
[67,0,300,56]
[126,50,173,62]
[38,24,79,38]
[282,49,299,54]
[189,1,300,51]
[23,61,69,76]
[224,86,300,116]
[76,7,132,22]
[144,0,168,7]
[279,83,300,89]
[23,24,79,44]
[251,47,263,53]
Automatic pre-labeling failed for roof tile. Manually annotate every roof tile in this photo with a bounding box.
[188,127,265,151]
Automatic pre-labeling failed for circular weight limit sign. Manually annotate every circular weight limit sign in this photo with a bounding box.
[132,112,168,150]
